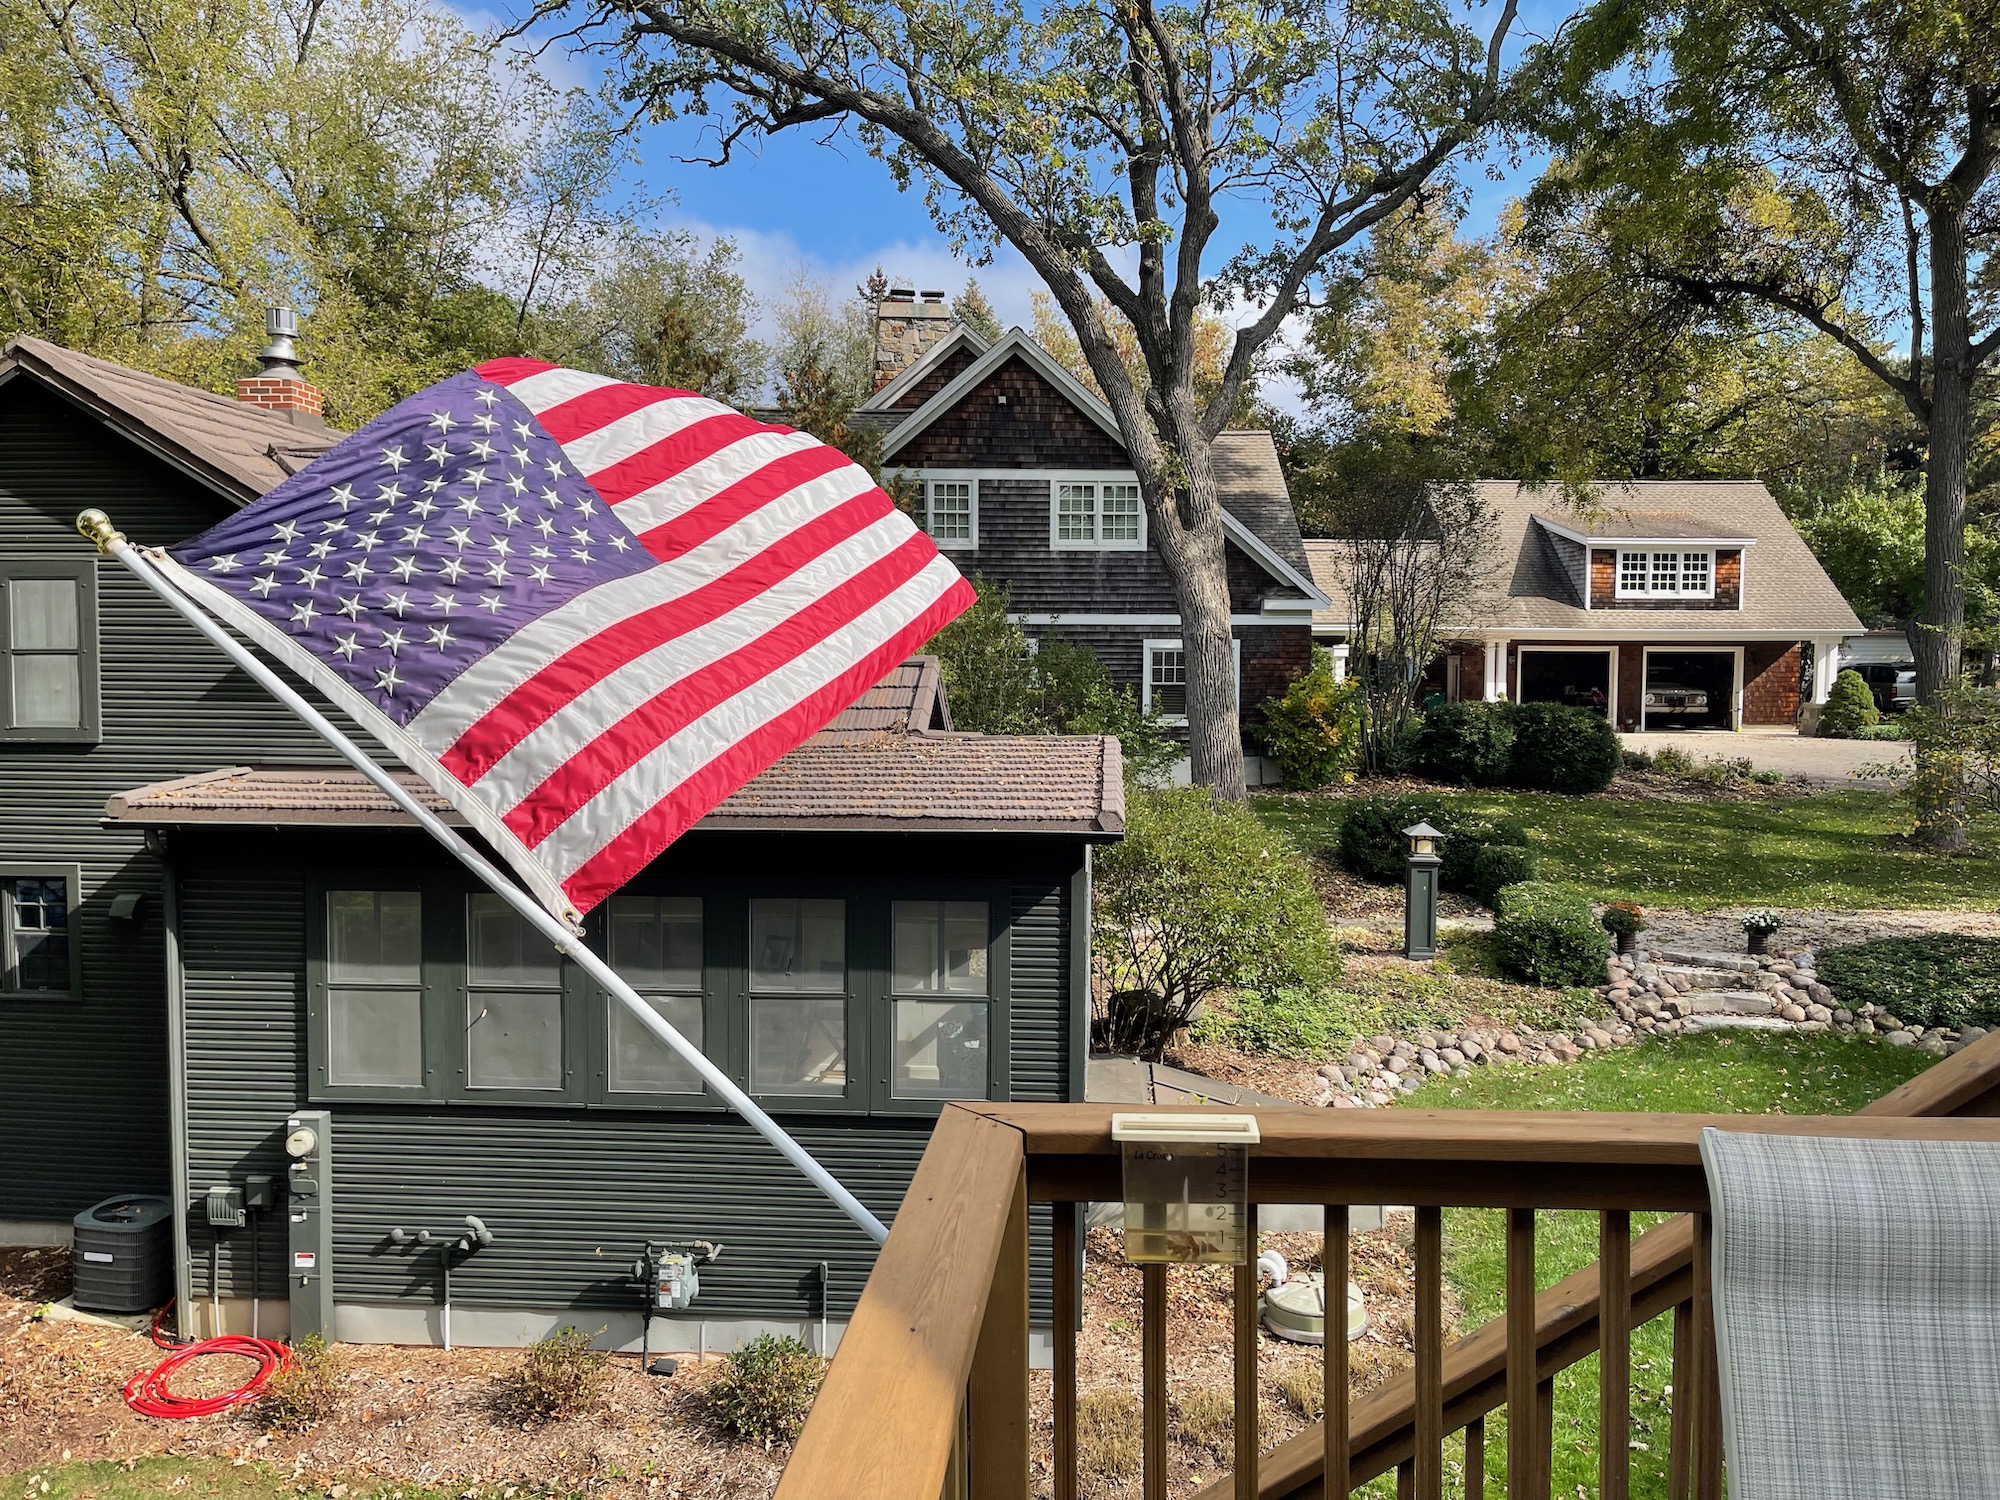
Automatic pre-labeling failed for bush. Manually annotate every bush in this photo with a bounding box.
[510,1327,610,1422]
[1438,815,1529,894]
[1470,843,1538,908]
[1336,793,1447,884]
[1490,882,1608,987]
[703,1334,825,1449]
[1191,987,1347,1058]
[1819,935,2000,1030]
[1414,701,1517,786]
[1093,788,1338,1059]
[1258,648,1361,790]
[254,1333,342,1432]
[1817,669,1881,738]
[1505,704,1622,794]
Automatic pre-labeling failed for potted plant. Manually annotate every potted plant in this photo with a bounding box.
[1741,909,1784,956]
[1600,901,1644,956]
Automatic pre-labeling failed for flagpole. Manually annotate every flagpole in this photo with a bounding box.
[78,509,890,1248]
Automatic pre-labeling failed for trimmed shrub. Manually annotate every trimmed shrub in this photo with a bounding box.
[1490,882,1608,987]
[1094,788,1338,1058]
[703,1334,825,1449]
[1819,935,2000,1030]
[1258,648,1362,790]
[1505,704,1622,794]
[1414,701,1517,786]
[510,1327,609,1421]
[1817,669,1881,739]
[1438,815,1529,894]
[1470,843,1538,908]
[254,1333,342,1432]
[1334,793,1445,884]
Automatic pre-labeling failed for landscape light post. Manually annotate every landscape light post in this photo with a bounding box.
[1403,822,1443,961]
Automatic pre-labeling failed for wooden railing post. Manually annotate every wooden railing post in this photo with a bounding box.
[1599,1210,1631,1500]
[1667,1299,1693,1500]
[1505,1207,1539,1500]
[1414,1206,1444,1500]
[1052,1204,1079,1500]
[967,1155,1030,1500]
[1691,1214,1723,1500]
[1464,1415,1486,1500]
[1235,1203,1261,1500]
[1324,1205,1351,1499]
[1143,1262,1168,1500]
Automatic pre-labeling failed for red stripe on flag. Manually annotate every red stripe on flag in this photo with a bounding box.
[557,577,978,913]
[438,489,897,783]
[502,534,942,848]
[588,411,773,505]
[636,444,858,562]
[475,358,559,386]
[535,381,699,444]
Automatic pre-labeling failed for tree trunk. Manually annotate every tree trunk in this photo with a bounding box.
[1147,424,1247,798]
[1914,206,1970,706]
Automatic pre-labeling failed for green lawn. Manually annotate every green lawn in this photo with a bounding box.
[1377,1033,1931,1498]
[1256,788,2000,911]
[0,1459,579,1500]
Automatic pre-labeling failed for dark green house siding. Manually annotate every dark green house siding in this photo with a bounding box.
[0,383,327,1222]
[171,827,1082,1323]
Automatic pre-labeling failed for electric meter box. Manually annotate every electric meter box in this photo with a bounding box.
[1111,1113,1259,1265]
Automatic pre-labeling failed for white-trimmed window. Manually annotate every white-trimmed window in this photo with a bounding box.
[1,866,81,1000]
[1615,549,1716,600]
[918,479,976,548]
[1051,478,1147,550]
[1143,638,1241,724]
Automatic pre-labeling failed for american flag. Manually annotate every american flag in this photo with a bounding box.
[155,359,975,919]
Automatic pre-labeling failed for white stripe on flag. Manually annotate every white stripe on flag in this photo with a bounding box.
[406,464,897,749]
[561,393,726,481]
[535,556,966,880]
[469,514,924,812]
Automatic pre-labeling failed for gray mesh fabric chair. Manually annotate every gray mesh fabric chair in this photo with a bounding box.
[1699,1128,2000,1500]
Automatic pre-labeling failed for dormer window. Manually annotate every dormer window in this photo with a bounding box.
[1616,549,1715,599]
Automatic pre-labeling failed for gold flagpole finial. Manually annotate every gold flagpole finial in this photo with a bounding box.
[76,509,124,554]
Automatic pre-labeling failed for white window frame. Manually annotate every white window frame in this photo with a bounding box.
[1048,473,1148,552]
[916,475,979,550]
[1142,637,1241,725]
[1614,548,1717,600]
[0,863,82,1001]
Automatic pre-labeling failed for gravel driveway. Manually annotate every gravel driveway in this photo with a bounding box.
[1619,729,1911,786]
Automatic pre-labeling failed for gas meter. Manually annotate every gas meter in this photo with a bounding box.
[632,1239,721,1312]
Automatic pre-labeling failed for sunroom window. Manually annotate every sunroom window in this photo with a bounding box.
[607,896,705,1094]
[324,890,424,1087]
[465,894,565,1090]
[748,898,847,1095]
[890,901,990,1099]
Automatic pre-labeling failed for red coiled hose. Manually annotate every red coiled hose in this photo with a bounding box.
[123,1299,294,1419]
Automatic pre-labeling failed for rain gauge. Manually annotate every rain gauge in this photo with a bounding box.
[1110,1113,1259,1265]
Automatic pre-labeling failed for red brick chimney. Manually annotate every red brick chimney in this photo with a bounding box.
[236,305,324,423]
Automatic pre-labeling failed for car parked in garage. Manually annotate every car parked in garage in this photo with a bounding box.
[1642,679,1711,721]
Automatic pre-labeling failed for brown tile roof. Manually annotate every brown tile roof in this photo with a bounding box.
[103,732,1124,837]
[818,655,951,737]
[1306,481,1861,637]
[0,336,341,500]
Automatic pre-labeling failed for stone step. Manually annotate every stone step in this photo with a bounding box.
[1657,964,1747,991]
[1682,1014,1792,1033]
[1688,990,1780,1016]
[1649,947,1762,973]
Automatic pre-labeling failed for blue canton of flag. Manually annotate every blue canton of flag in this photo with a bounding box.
[171,371,655,727]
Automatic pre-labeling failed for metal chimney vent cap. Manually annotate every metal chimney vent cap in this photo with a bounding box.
[257,304,302,376]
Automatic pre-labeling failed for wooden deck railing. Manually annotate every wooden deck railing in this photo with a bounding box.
[773,1033,2000,1500]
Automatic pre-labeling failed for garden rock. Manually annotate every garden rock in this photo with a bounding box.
[1884,1030,1916,1047]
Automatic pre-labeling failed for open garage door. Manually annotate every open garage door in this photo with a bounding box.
[1518,648,1613,718]
[1643,650,1737,730]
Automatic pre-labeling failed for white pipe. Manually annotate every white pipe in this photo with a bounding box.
[1257,1248,1287,1288]
[82,513,890,1247]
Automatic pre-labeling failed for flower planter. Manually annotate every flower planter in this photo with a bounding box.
[1616,930,1637,956]
[1747,931,1770,955]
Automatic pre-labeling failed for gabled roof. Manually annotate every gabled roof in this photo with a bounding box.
[0,336,341,501]
[858,324,992,412]
[1306,480,1862,636]
[879,328,1327,608]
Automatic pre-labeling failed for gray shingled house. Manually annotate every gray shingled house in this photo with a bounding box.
[0,335,1119,1352]
[1308,480,1863,732]
[851,291,1330,779]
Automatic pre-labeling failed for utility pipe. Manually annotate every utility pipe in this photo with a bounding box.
[80,512,888,1247]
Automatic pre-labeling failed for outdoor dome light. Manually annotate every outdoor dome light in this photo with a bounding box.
[1403,821,1444,857]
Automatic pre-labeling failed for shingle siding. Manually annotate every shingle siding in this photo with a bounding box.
[892,356,1129,469]
[0,384,328,1221]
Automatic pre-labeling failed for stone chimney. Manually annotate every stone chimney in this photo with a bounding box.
[872,285,954,391]
[236,305,324,424]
